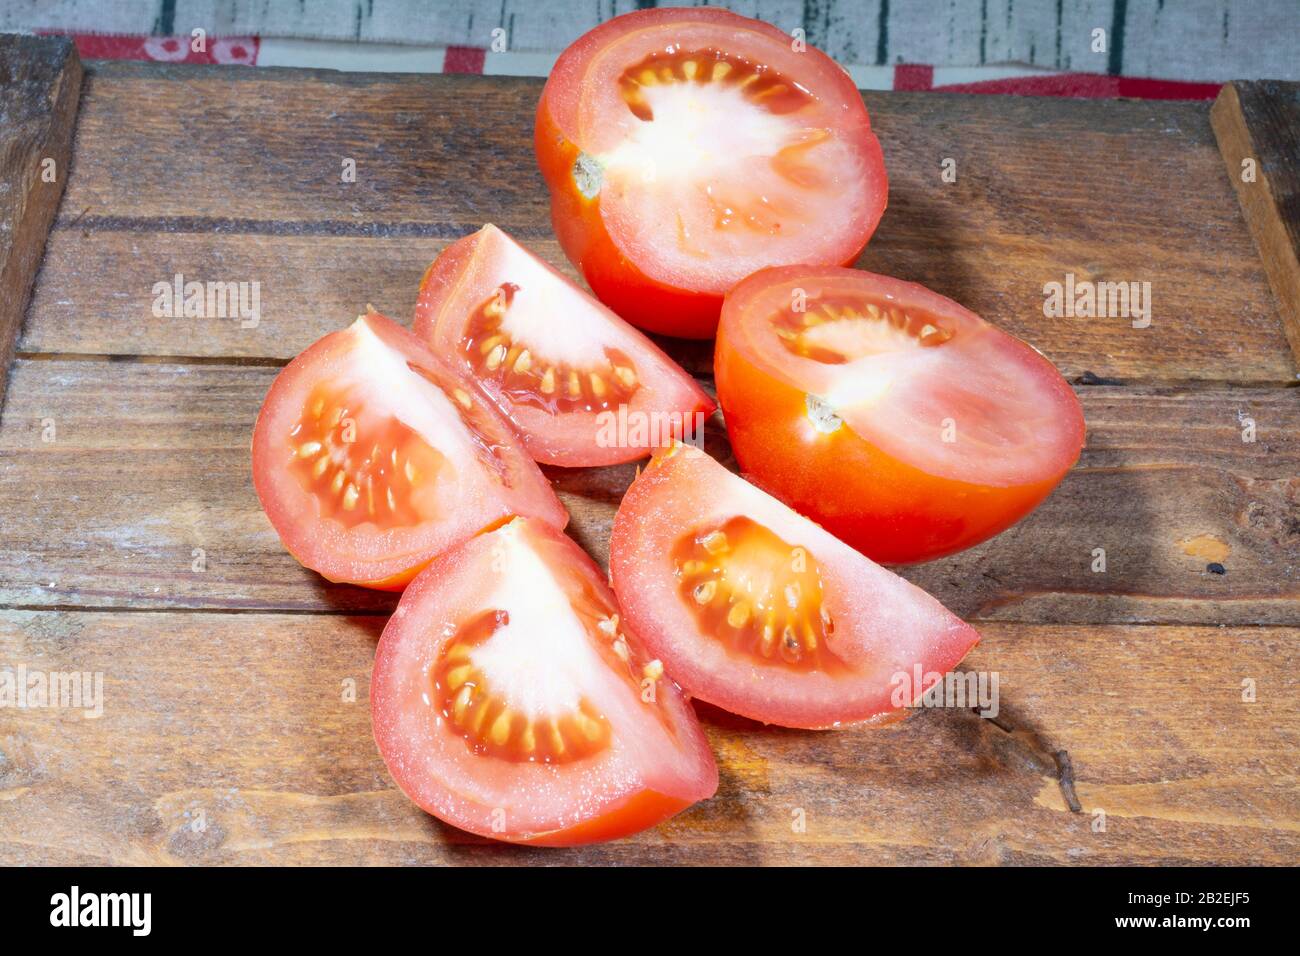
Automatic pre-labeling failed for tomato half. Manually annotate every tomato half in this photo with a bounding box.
[413,224,715,467]
[536,7,887,339]
[252,311,568,589]
[371,517,718,845]
[715,266,1086,564]
[609,444,980,729]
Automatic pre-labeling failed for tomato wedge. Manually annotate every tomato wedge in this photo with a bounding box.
[252,311,567,589]
[371,517,718,845]
[609,444,981,729]
[715,266,1086,564]
[536,8,887,338]
[413,224,714,467]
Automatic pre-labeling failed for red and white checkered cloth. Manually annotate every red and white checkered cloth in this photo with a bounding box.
[39,31,1227,99]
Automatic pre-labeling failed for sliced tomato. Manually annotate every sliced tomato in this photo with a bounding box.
[413,224,714,467]
[609,444,981,729]
[715,266,1086,564]
[371,517,718,844]
[251,311,568,589]
[536,7,887,338]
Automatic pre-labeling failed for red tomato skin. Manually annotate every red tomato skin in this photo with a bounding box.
[514,791,695,847]
[412,224,716,466]
[251,313,568,588]
[370,518,718,845]
[714,273,1085,564]
[534,8,887,339]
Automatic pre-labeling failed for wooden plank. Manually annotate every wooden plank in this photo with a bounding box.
[0,36,81,404]
[0,61,1294,871]
[1212,81,1300,365]
[56,66,553,231]
[0,358,1295,623]
[17,64,1294,385]
[17,229,718,376]
[1,611,1293,865]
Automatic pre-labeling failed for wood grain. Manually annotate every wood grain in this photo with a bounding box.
[0,36,81,405]
[1,611,1293,865]
[0,358,1294,623]
[16,64,1294,385]
[1,57,1297,866]
[1212,81,1300,366]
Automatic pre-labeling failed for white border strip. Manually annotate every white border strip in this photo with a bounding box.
[258,38,447,73]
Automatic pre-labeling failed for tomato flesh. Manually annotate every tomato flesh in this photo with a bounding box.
[371,518,718,844]
[432,609,614,764]
[673,517,840,674]
[459,282,640,416]
[715,266,1086,563]
[414,224,714,466]
[609,444,981,729]
[288,383,451,530]
[536,8,887,338]
[252,311,568,588]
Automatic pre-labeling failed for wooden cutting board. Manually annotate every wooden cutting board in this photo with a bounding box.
[0,36,1296,865]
